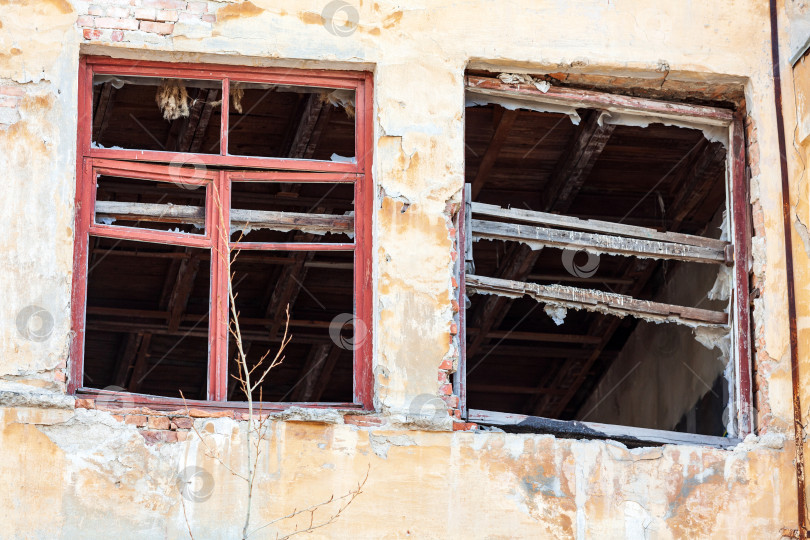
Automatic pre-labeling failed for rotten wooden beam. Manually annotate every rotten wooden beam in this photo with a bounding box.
[287,94,328,159]
[471,202,728,250]
[94,201,354,236]
[470,107,519,199]
[470,219,727,264]
[465,75,734,126]
[541,110,615,211]
[466,274,728,326]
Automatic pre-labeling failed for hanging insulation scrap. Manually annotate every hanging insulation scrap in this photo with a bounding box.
[155,79,190,121]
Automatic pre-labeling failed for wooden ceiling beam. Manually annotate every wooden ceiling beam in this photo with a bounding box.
[92,81,116,143]
[167,249,201,333]
[541,110,617,211]
[470,107,519,199]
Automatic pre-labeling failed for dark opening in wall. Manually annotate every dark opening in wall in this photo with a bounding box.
[463,98,732,437]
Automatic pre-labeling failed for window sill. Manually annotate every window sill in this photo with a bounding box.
[76,387,366,414]
[468,409,741,448]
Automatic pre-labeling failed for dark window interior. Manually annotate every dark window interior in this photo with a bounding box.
[464,103,731,436]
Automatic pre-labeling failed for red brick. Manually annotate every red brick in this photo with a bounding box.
[176,431,189,442]
[134,7,157,20]
[54,371,66,383]
[125,414,148,427]
[75,398,96,409]
[111,30,124,41]
[200,13,216,23]
[94,17,139,30]
[140,20,174,34]
[442,395,459,408]
[140,430,179,445]
[438,371,449,384]
[187,408,232,418]
[171,416,194,429]
[438,357,453,370]
[450,299,459,313]
[453,409,461,419]
[82,27,101,39]
[344,415,384,427]
[439,383,453,395]
[112,414,126,422]
[77,15,96,27]
[451,276,458,288]
[452,422,477,431]
[449,323,458,335]
[148,416,171,430]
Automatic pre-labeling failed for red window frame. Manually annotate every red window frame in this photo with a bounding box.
[70,56,374,411]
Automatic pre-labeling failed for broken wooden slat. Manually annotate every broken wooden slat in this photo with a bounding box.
[465,75,734,126]
[465,274,728,326]
[471,218,726,265]
[471,202,728,250]
[94,201,354,235]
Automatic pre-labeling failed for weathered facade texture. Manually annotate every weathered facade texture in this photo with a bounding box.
[3,0,810,537]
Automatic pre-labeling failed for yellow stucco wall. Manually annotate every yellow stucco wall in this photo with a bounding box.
[0,0,806,537]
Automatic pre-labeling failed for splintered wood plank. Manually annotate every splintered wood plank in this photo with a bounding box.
[94,201,354,236]
[471,202,728,250]
[465,274,728,326]
[465,75,734,126]
[471,108,519,199]
[470,219,727,264]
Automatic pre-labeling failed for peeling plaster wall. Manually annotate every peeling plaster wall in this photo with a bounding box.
[0,0,802,537]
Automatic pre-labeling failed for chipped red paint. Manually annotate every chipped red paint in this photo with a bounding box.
[70,57,374,410]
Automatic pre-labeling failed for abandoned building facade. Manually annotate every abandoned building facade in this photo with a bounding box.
[4,0,810,537]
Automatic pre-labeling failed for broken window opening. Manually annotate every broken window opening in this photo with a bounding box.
[73,58,373,410]
[459,72,751,445]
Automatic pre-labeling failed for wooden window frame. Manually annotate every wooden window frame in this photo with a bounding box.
[459,76,753,446]
[70,56,374,412]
